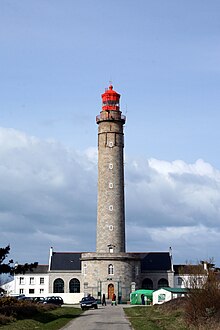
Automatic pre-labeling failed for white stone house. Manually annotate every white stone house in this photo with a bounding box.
[13,265,49,297]
[174,264,208,289]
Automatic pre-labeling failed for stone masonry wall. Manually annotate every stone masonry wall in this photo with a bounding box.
[96,117,125,253]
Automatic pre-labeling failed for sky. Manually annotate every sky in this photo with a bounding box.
[0,0,220,267]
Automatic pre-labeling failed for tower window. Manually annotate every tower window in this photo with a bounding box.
[109,225,114,231]
[109,183,113,188]
[109,141,113,147]
[83,264,87,275]
[108,264,114,275]
[109,247,114,253]
[109,205,113,211]
[109,163,113,169]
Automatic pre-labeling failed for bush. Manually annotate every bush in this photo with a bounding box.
[0,314,14,325]
[184,271,220,326]
[0,297,57,320]
[0,296,17,307]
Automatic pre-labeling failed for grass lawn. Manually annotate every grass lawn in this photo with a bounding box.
[124,306,188,330]
[0,307,82,330]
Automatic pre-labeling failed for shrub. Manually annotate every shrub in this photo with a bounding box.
[0,297,57,320]
[0,314,14,325]
[184,271,220,326]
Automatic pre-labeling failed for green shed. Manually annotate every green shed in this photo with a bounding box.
[130,289,154,305]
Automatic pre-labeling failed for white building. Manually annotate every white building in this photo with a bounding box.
[153,287,188,305]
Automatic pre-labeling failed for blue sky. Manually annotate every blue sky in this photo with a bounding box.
[0,1,220,266]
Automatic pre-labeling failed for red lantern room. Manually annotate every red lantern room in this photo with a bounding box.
[102,85,120,111]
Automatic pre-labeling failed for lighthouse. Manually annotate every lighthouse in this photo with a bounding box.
[96,85,126,254]
[46,85,174,303]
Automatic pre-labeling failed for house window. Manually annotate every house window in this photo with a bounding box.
[69,278,80,293]
[29,289,35,294]
[177,277,183,285]
[40,277,44,285]
[108,264,114,275]
[19,277,25,285]
[19,289,24,294]
[30,277,34,285]
[53,278,64,293]
[40,289,44,294]
[158,294,166,303]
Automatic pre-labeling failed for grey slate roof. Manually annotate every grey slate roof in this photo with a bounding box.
[49,251,171,272]
[138,252,172,271]
[50,252,82,271]
[25,265,48,274]
[173,264,185,274]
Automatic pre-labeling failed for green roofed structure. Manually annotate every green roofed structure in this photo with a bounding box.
[130,289,154,305]
[153,287,189,305]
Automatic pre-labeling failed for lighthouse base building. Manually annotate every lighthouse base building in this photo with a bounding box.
[8,86,175,303]
[45,248,173,303]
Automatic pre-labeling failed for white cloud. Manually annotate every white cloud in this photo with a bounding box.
[0,127,97,263]
[1,127,220,265]
[126,157,220,264]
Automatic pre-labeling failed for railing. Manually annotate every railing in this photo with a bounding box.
[96,114,126,122]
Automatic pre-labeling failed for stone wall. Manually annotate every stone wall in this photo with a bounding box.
[81,252,139,302]
[96,114,126,254]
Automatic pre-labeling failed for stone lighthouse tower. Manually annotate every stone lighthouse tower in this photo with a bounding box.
[81,85,138,302]
[96,85,126,254]
[48,85,174,302]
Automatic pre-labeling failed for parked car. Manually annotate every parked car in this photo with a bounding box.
[20,296,34,301]
[43,296,64,305]
[33,297,45,303]
[79,296,98,310]
[10,294,26,300]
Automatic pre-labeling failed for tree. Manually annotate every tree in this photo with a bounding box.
[180,260,220,326]
[0,245,38,275]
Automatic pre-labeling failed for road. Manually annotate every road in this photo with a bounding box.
[60,304,133,330]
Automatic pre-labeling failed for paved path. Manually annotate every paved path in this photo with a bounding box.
[60,305,133,330]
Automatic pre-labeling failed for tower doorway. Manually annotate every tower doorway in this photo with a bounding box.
[108,284,114,299]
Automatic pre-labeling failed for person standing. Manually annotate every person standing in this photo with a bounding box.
[111,293,117,306]
[102,293,106,306]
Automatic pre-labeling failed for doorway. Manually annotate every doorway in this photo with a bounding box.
[108,284,114,299]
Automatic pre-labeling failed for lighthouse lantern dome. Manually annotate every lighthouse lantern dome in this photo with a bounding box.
[101,85,120,111]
